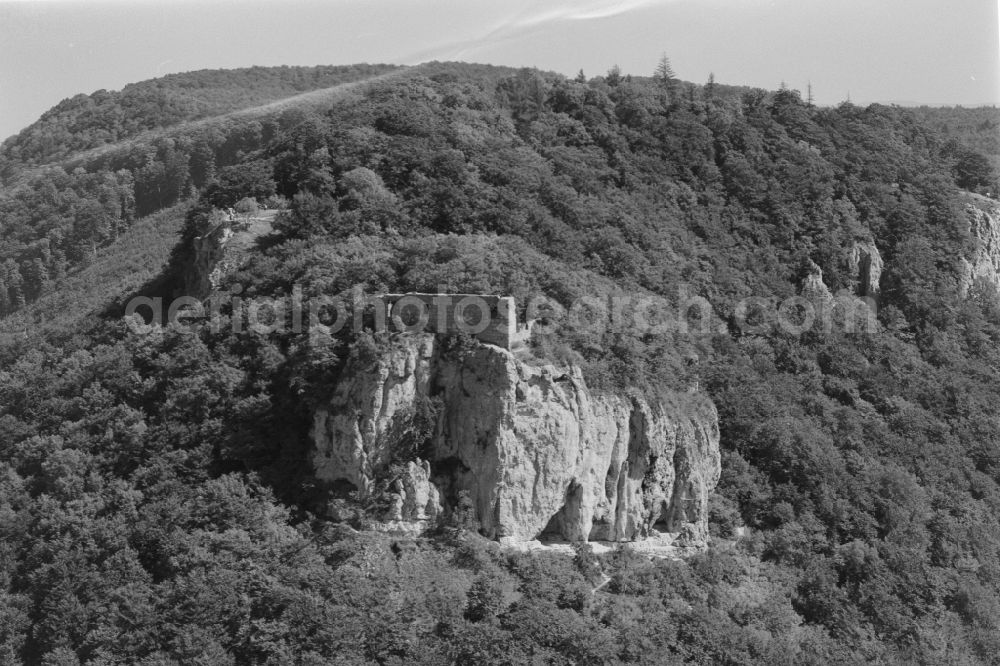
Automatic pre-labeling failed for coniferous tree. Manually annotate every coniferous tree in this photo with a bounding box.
[655,53,676,88]
[655,54,677,104]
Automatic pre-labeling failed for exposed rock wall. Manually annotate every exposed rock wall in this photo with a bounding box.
[848,240,883,299]
[185,223,233,299]
[960,197,1000,297]
[802,242,883,304]
[312,335,436,494]
[800,260,834,305]
[311,334,721,545]
[182,213,275,299]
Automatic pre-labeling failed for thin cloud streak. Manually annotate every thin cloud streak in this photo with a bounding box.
[401,0,669,65]
[514,0,667,26]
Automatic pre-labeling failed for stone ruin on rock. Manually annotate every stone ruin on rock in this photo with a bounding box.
[376,293,534,351]
[311,294,721,550]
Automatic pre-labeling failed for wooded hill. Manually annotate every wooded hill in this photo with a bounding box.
[0,61,998,663]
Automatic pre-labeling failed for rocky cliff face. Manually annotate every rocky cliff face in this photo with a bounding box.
[182,213,276,299]
[960,196,1000,297]
[311,334,721,546]
[848,240,883,299]
[801,240,883,306]
[801,260,835,305]
[184,223,234,299]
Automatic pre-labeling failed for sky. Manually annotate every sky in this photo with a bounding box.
[0,0,998,141]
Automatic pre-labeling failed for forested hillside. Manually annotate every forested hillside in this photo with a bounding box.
[910,106,1000,190]
[0,64,401,318]
[0,61,999,663]
[0,64,400,171]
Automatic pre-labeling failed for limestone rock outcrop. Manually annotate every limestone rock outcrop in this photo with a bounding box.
[380,460,442,527]
[185,223,234,299]
[312,335,436,493]
[960,196,1000,297]
[848,240,883,299]
[182,213,275,299]
[800,260,834,305]
[311,333,721,546]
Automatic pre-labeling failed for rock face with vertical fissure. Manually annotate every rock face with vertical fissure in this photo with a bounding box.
[960,195,1000,297]
[848,240,883,299]
[311,333,721,546]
